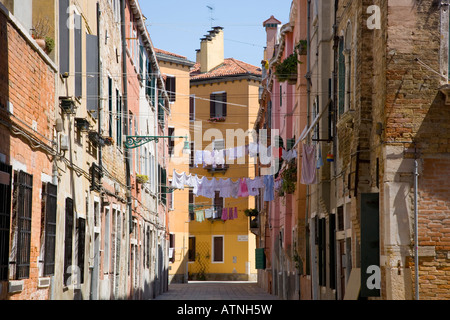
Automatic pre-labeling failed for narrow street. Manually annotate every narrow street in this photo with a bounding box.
[154,281,280,300]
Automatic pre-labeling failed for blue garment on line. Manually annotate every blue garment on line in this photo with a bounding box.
[263,175,275,202]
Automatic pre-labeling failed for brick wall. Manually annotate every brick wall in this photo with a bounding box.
[0,9,56,300]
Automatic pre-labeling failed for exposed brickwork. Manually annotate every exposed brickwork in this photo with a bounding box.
[0,9,56,300]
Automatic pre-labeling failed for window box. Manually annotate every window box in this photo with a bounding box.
[136,174,149,184]
[275,52,301,84]
[208,117,226,123]
[75,118,90,132]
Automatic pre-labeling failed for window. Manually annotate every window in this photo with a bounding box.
[188,236,196,262]
[12,171,33,280]
[104,208,110,274]
[159,165,167,205]
[212,236,224,263]
[210,92,227,119]
[165,76,176,102]
[168,180,174,211]
[212,139,225,151]
[188,188,195,221]
[42,182,57,276]
[59,0,70,75]
[190,95,196,121]
[213,191,224,216]
[189,142,195,167]
[169,233,175,263]
[168,127,175,156]
[0,163,12,281]
[108,77,113,138]
[77,217,86,284]
[338,37,345,117]
[116,90,122,147]
[64,197,74,285]
[75,14,82,98]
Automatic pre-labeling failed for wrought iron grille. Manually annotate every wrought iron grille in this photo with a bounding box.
[0,163,12,281]
[16,171,33,280]
[63,197,74,285]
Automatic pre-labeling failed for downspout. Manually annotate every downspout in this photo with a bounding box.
[306,0,312,298]
[414,157,419,300]
[332,0,338,299]
[97,3,103,174]
[120,0,132,235]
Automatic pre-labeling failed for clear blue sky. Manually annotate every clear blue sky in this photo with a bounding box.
[140,0,292,67]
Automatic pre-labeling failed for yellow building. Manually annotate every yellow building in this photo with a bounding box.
[188,27,262,281]
[155,48,195,284]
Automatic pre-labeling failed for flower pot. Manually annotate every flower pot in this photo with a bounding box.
[35,38,46,51]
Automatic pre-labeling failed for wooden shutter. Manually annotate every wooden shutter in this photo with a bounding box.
[77,218,86,284]
[64,198,74,285]
[213,236,223,262]
[255,248,266,269]
[188,237,196,261]
[360,193,380,297]
[338,38,345,116]
[86,34,99,116]
[59,0,70,75]
[222,92,227,117]
[74,14,82,97]
[210,93,215,118]
[43,183,57,276]
[329,213,336,290]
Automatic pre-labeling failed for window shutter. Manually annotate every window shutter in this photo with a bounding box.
[74,14,82,98]
[16,171,33,280]
[64,198,74,285]
[210,93,215,118]
[213,237,223,262]
[44,183,57,276]
[86,34,99,117]
[59,0,70,75]
[255,248,266,269]
[222,92,227,117]
[0,163,12,281]
[338,38,345,116]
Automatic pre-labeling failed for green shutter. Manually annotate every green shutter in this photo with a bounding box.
[255,248,266,270]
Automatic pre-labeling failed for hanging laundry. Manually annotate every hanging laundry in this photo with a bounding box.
[233,207,238,219]
[316,146,324,169]
[195,210,205,223]
[263,175,275,202]
[171,169,186,190]
[301,144,317,185]
[213,208,221,219]
[215,149,225,166]
[247,177,264,196]
[194,150,203,168]
[221,208,228,221]
[238,178,249,197]
[203,150,213,167]
[217,178,232,198]
[193,176,205,196]
[197,177,215,198]
[205,208,213,219]
[230,179,240,199]
[249,142,259,158]
[228,207,234,220]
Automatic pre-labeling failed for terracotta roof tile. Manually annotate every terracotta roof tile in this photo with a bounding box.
[190,58,262,81]
[154,48,188,60]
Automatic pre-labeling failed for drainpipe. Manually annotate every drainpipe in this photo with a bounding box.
[414,157,419,300]
[305,0,313,299]
[120,0,132,234]
[97,3,103,173]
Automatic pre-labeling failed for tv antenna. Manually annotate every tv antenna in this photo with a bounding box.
[207,5,215,28]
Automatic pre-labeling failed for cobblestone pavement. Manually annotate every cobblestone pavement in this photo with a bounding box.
[154,281,280,300]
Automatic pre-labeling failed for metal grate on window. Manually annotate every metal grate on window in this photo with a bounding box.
[16,171,33,280]
[0,163,12,281]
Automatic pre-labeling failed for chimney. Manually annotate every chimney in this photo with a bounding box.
[198,26,224,73]
[263,16,282,61]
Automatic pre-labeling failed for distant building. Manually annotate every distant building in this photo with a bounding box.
[188,27,262,281]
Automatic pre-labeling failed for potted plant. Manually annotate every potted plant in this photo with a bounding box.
[32,17,51,52]
[103,136,114,146]
[45,36,55,54]
[296,40,308,55]
[208,117,226,123]
[244,208,259,217]
[275,52,301,84]
[279,159,297,196]
[136,174,149,184]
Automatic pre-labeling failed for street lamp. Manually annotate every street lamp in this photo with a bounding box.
[124,135,191,155]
